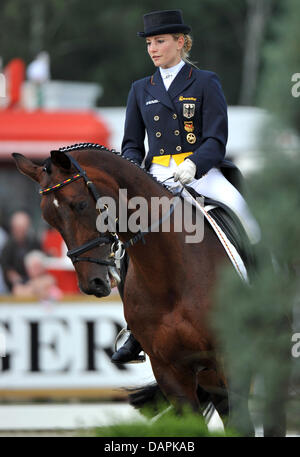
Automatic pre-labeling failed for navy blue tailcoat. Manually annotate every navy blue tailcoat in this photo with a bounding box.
[122,63,239,184]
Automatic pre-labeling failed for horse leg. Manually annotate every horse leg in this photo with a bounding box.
[150,359,200,414]
[197,369,229,430]
[209,387,230,429]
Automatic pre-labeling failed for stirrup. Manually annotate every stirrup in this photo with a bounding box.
[114,328,146,363]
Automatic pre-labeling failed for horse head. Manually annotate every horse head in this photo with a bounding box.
[12,148,118,298]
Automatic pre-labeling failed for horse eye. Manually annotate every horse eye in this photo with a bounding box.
[72,201,88,212]
[78,201,88,211]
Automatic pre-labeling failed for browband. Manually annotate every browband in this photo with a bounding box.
[39,173,83,194]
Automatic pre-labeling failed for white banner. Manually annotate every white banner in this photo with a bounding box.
[0,300,154,392]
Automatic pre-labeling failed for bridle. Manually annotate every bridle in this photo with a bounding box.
[39,151,179,267]
[40,154,118,267]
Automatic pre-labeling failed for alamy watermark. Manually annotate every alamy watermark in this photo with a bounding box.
[96,189,205,244]
[0,73,6,98]
[292,333,300,358]
[291,73,300,98]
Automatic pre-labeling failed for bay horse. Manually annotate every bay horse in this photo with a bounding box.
[13,144,277,436]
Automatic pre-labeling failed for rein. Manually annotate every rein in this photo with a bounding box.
[39,154,178,266]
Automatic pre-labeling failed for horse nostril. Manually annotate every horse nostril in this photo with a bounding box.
[88,277,111,298]
[90,277,104,288]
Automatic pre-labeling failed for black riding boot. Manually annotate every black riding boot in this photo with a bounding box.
[111,332,145,364]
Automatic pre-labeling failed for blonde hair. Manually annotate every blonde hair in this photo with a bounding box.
[172,33,197,67]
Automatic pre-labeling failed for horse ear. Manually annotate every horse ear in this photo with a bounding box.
[12,153,40,183]
[50,150,71,170]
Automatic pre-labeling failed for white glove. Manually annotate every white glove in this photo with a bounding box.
[173,159,197,184]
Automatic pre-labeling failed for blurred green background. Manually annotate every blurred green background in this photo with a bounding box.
[0,0,288,106]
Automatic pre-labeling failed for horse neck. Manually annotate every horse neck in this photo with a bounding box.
[78,149,166,197]
[84,151,183,271]
[84,150,172,208]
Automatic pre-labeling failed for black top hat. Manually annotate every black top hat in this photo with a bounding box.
[137,10,191,38]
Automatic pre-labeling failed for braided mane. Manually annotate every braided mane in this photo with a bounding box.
[57,143,174,194]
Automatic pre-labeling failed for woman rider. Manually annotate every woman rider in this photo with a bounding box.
[111,9,260,364]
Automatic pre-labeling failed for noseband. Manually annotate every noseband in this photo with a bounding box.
[39,154,118,267]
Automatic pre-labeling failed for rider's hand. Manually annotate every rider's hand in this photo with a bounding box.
[173,159,197,185]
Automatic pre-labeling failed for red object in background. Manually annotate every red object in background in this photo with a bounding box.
[0,110,110,142]
[42,228,80,294]
[47,269,80,294]
[0,109,111,157]
[4,58,25,108]
[42,228,64,257]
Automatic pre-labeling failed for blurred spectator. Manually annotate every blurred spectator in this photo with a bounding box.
[26,51,50,108]
[3,58,25,109]
[12,250,63,301]
[1,211,40,291]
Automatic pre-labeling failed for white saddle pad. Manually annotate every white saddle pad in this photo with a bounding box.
[181,188,248,283]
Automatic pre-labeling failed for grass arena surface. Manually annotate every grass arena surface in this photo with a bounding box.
[91,407,233,437]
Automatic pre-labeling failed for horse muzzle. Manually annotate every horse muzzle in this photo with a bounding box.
[82,276,112,297]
